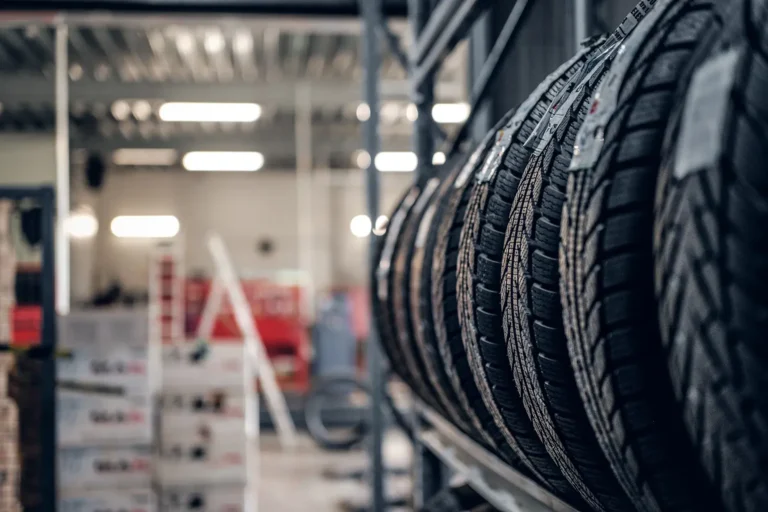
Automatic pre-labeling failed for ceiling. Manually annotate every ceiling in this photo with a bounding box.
[0,19,467,170]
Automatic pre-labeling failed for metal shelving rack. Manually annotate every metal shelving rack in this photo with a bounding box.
[0,186,58,512]
[359,0,597,510]
[418,405,579,512]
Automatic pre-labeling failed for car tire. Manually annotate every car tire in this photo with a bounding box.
[559,1,723,511]
[456,40,602,505]
[653,1,768,510]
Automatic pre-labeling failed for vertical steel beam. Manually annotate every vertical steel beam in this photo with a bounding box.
[468,11,493,142]
[55,23,70,315]
[359,1,386,511]
[574,0,594,49]
[295,83,315,321]
[39,186,58,512]
[409,0,444,505]
[410,0,435,180]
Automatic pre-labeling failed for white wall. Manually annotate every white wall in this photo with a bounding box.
[0,134,414,301]
[92,168,411,293]
[0,134,56,266]
[0,134,56,186]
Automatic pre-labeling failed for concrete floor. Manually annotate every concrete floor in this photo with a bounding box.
[259,432,412,511]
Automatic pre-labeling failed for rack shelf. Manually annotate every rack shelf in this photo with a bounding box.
[418,406,580,512]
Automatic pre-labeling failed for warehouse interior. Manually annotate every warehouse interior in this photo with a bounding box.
[0,0,765,511]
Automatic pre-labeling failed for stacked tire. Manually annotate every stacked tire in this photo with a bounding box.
[372,0,768,510]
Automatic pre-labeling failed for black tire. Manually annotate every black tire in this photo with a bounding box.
[456,43,600,504]
[410,152,479,436]
[373,183,428,395]
[654,1,768,511]
[304,375,369,451]
[559,1,723,511]
[504,63,641,511]
[392,172,448,410]
[430,111,521,461]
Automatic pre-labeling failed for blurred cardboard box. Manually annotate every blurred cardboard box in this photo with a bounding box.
[160,486,245,512]
[161,343,244,390]
[0,398,18,434]
[159,388,245,419]
[58,446,152,490]
[59,310,149,350]
[57,390,151,447]
[59,487,156,512]
[58,345,150,395]
[0,464,20,509]
[156,420,245,486]
[159,415,245,452]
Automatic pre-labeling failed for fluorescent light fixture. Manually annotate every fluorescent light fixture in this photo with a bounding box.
[175,32,195,54]
[432,102,470,123]
[111,100,131,121]
[350,215,372,238]
[111,215,180,239]
[233,31,253,53]
[373,215,388,236]
[355,150,372,169]
[356,103,371,122]
[204,31,225,53]
[375,152,418,172]
[182,151,265,172]
[159,102,262,123]
[355,151,448,172]
[380,102,401,123]
[132,100,153,121]
[406,103,418,122]
[113,148,177,167]
[66,207,98,239]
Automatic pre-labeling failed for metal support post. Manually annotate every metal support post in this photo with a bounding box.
[55,23,70,316]
[468,10,493,142]
[39,186,58,512]
[370,0,447,144]
[574,0,594,48]
[409,0,444,504]
[412,406,445,509]
[410,0,435,181]
[359,1,386,510]
[445,0,535,157]
[295,83,315,322]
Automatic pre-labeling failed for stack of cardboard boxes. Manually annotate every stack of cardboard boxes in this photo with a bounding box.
[57,310,156,512]
[9,356,43,510]
[158,341,247,511]
[0,200,14,344]
[0,355,21,512]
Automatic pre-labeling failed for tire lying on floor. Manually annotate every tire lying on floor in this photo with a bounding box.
[409,151,481,438]
[654,1,768,511]
[430,110,525,465]
[559,0,721,511]
[455,32,607,507]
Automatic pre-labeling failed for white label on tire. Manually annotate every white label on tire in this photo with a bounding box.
[474,46,594,184]
[675,48,740,179]
[570,0,672,171]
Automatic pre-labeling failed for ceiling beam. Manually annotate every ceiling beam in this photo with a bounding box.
[0,74,463,106]
[0,1,408,17]
[54,13,408,34]
[72,128,412,155]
